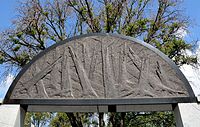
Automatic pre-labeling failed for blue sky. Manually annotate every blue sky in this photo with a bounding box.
[182,1,200,42]
[0,0,18,31]
[0,1,200,39]
[0,0,200,99]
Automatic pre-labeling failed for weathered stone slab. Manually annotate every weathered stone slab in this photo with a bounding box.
[5,34,194,101]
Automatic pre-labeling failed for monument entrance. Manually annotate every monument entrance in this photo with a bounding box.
[0,34,198,126]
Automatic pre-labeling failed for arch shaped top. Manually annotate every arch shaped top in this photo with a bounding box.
[4,33,196,105]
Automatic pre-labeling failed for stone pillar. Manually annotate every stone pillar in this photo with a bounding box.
[174,103,200,127]
[0,104,26,127]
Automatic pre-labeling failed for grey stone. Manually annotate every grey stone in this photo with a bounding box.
[174,103,200,127]
[9,35,190,99]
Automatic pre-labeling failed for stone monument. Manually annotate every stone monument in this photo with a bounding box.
[0,34,198,127]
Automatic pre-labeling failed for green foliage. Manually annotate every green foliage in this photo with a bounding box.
[11,38,20,44]
[16,31,23,38]
[42,12,49,17]
[0,52,5,64]
[80,6,87,17]
[107,112,175,127]
[17,52,29,65]
[0,0,196,67]
[50,113,71,127]
[24,112,52,127]
[12,45,21,52]
[108,112,122,127]
[124,19,149,37]
[125,112,175,127]
[26,28,37,36]
[24,112,32,127]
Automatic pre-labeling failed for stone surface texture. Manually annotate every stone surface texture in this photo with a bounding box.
[175,103,200,127]
[0,105,22,127]
[10,35,189,99]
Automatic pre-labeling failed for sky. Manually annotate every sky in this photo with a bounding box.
[0,0,200,99]
[183,0,200,42]
[0,0,18,31]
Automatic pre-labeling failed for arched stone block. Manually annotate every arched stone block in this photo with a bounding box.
[4,34,196,105]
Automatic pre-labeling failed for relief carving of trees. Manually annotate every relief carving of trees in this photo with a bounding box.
[12,38,187,99]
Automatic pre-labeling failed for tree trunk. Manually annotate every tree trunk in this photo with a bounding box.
[99,113,104,127]
[66,113,83,127]
[120,112,125,127]
[110,113,119,127]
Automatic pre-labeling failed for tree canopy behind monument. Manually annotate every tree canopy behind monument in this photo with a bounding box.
[0,0,196,127]
[0,0,196,68]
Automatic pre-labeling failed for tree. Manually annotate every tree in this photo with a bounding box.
[0,0,196,127]
[24,112,52,127]
[50,113,71,127]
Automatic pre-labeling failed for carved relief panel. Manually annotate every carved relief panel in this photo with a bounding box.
[10,35,190,99]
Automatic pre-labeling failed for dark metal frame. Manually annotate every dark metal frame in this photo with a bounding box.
[6,97,197,105]
[3,33,197,105]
